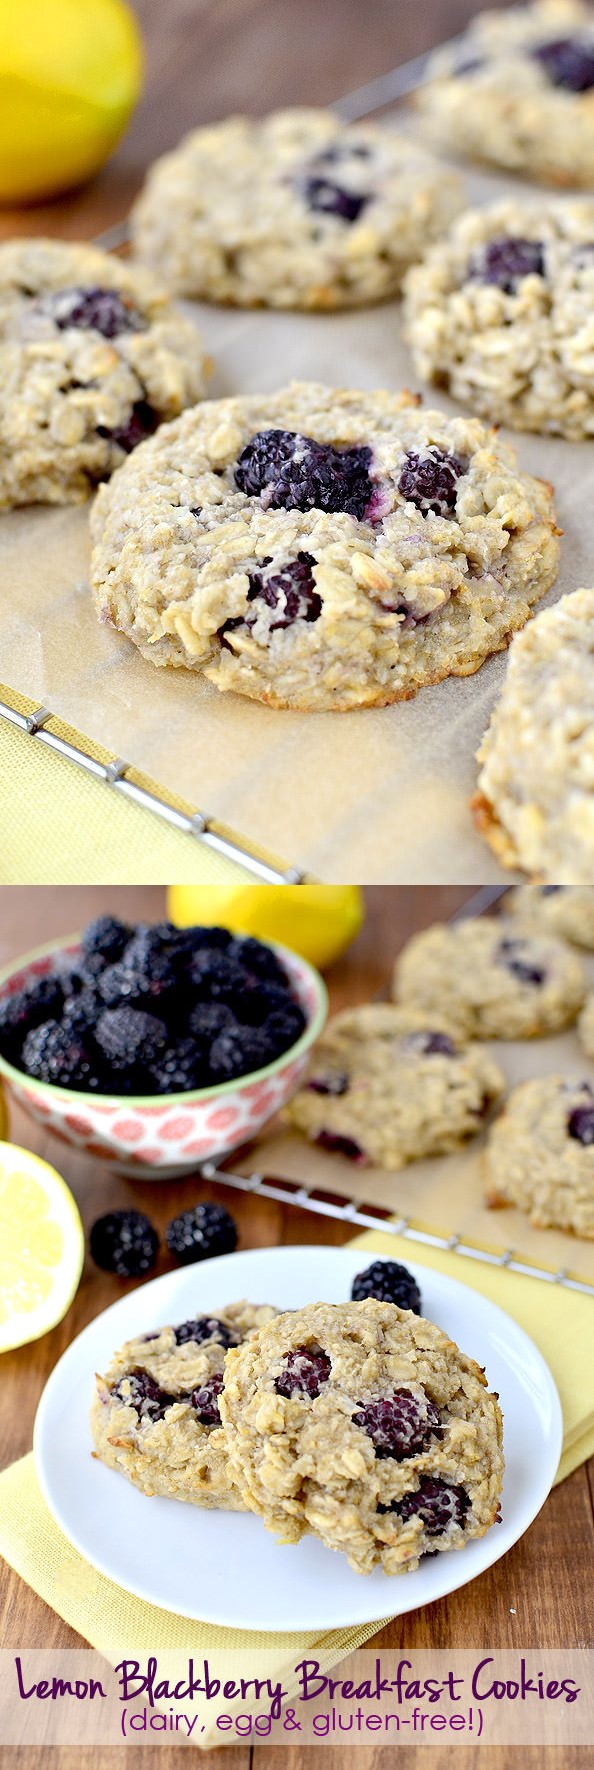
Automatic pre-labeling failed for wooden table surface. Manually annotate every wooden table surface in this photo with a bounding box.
[0,885,592,1770]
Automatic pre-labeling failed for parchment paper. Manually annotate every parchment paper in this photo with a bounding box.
[229,1011,594,1285]
[1,144,591,881]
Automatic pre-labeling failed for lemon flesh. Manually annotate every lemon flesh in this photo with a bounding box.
[168,885,364,971]
[0,0,143,202]
[0,1143,84,1351]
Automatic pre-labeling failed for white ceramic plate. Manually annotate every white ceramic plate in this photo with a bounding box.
[34,1245,562,1632]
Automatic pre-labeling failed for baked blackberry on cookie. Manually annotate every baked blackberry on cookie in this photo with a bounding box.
[0,239,210,508]
[130,108,462,310]
[474,591,594,883]
[220,1299,504,1575]
[404,199,594,440]
[486,1076,594,1237]
[91,1302,277,1508]
[416,0,594,187]
[286,1003,503,1169]
[393,918,586,1040]
[89,381,559,713]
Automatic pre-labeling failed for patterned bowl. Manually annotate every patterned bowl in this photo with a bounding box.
[0,935,327,1178]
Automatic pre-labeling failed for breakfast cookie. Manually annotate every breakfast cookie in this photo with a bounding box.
[485,1075,594,1237]
[0,238,210,507]
[473,590,594,882]
[220,1299,504,1575]
[89,381,559,713]
[130,108,462,310]
[416,0,594,187]
[403,199,594,440]
[393,917,586,1039]
[91,1301,277,1508]
[285,1003,504,1169]
[508,887,594,949]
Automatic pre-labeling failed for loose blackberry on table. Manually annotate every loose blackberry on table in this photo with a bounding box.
[90,1209,160,1278]
[165,1202,238,1265]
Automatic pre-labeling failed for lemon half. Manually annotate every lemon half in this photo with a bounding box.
[0,1143,84,1352]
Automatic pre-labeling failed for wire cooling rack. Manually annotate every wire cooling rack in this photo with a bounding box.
[199,886,594,1298]
[0,30,468,883]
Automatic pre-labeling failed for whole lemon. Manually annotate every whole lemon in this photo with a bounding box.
[167,886,364,971]
[0,0,143,203]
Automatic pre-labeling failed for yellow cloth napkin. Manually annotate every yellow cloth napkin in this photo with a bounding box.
[0,698,264,885]
[0,1228,591,1745]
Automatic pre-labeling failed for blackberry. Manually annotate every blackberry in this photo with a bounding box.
[233,984,288,1028]
[94,1006,168,1073]
[246,554,322,629]
[0,975,64,1061]
[61,986,102,1036]
[97,400,159,454]
[165,1202,238,1265]
[49,286,146,338]
[308,1071,349,1096]
[227,937,289,988]
[148,1039,210,1093]
[22,1020,101,1090]
[99,925,180,1009]
[187,1002,237,1043]
[111,1369,173,1422]
[497,938,545,987]
[188,950,250,1005]
[300,175,368,223]
[265,1005,306,1052]
[234,428,374,520]
[467,236,545,295]
[208,1025,274,1082]
[352,1389,442,1459]
[174,1316,239,1348]
[532,35,594,90]
[275,1345,332,1399]
[567,1105,594,1145]
[351,1259,422,1314]
[388,1475,471,1535]
[402,1030,457,1058]
[191,1371,225,1426]
[398,448,465,517]
[316,1130,365,1160]
[81,915,131,972]
[90,1209,159,1277]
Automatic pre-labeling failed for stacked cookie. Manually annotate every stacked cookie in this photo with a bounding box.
[92,1293,504,1577]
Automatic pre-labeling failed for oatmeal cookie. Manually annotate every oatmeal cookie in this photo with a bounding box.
[508,887,594,948]
[393,917,586,1039]
[285,1003,503,1169]
[578,994,594,1058]
[90,1301,277,1508]
[89,381,559,713]
[220,1299,504,1575]
[416,0,594,187]
[485,1075,594,1236]
[474,591,594,882]
[0,238,210,508]
[130,108,462,310]
[403,199,594,440]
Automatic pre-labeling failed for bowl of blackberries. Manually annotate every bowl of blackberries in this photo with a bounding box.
[0,917,327,1177]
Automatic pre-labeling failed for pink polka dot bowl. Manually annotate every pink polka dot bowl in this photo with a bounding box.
[0,935,328,1179]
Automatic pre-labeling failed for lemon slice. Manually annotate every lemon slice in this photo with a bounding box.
[0,1143,84,1352]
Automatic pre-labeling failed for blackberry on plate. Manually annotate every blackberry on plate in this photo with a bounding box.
[532,35,594,90]
[245,554,321,630]
[351,1259,422,1314]
[389,1475,471,1535]
[467,237,545,295]
[174,1316,239,1348]
[301,175,369,223]
[0,975,64,1061]
[97,399,159,454]
[567,1104,594,1145]
[166,1202,238,1265]
[22,1020,102,1090]
[111,1369,173,1421]
[49,286,146,338]
[275,1345,332,1399]
[234,428,374,521]
[90,1209,159,1277]
[208,1025,274,1082]
[352,1389,442,1459]
[191,1371,225,1425]
[398,448,465,517]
